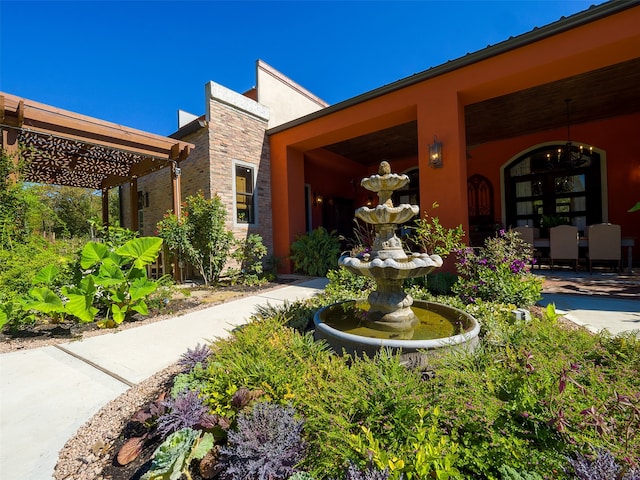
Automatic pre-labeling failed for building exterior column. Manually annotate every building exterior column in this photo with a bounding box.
[271,145,306,273]
[417,94,469,245]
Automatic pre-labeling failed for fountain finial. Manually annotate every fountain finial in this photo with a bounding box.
[379,160,391,176]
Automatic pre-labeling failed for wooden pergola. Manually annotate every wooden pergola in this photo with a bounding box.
[0,92,194,229]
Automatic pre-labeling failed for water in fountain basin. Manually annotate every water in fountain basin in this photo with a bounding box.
[320,300,461,341]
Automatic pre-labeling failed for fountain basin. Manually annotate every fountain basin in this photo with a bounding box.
[361,172,409,192]
[339,253,443,280]
[314,299,480,364]
[356,204,419,225]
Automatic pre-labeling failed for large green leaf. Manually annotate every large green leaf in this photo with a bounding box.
[111,304,127,324]
[64,292,98,323]
[128,266,148,281]
[130,299,148,316]
[62,277,98,323]
[0,303,13,330]
[141,428,199,480]
[629,201,640,213]
[129,277,157,301]
[32,265,60,285]
[94,261,126,287]
[116,237,163,269]
[81,242,109,270]
[23,287,64,314]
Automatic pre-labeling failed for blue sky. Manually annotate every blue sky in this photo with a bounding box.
[1,1,601,136]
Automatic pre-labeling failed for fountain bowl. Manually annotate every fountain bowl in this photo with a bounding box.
[314,299,480,365]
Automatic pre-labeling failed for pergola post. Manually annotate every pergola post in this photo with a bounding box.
[101,188,109,226]
[171,161,182,221]
[129,178,139,232]
[2,126,20,182]
[171,162,182,282]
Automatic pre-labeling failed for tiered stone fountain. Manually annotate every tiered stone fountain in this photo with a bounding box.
[314,161,479,361]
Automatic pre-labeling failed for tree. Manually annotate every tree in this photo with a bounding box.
[30,185,102,238]
[0,150,29,248]
[157,193,233,285]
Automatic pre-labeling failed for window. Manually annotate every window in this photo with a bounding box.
[504,145,601,233]
[235,163,255,224]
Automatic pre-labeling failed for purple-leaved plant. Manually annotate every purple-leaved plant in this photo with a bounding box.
[343,461,390,480]
[219,402,306,480]
[177,343,212,371]
[156,389,217,438]
[567,449,640,480]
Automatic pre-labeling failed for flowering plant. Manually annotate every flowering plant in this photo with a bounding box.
[453,229,542,306]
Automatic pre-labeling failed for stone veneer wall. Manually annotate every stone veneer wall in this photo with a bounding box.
[207,95,273,254]
[120,86,273,258]
[119,127,211,237]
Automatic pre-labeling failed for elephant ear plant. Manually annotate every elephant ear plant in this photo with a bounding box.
[17,236,163,328]
[79,236,164,327]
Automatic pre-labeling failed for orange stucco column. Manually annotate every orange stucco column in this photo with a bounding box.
[271,145,306,273]
[416,94,470,243]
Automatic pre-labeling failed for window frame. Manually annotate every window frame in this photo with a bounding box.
[232,160,258,226]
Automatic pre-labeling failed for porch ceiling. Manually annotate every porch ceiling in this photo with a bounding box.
[320,58,640,163]
[0,93,194,190]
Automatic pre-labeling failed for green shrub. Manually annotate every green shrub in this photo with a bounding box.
[404,272,458,296]
[323,267,375,302]
[229,234,269,285]
[157,193,233,285]
[6,237,164,328]
[408,202,465,258]
[453,229,542,307]
[0,235,79,302]
[290,227,341,277]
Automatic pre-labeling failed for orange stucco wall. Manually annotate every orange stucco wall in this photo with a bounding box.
[270,6,640,271]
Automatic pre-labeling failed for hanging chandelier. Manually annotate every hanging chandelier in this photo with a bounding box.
[547,99,593,169]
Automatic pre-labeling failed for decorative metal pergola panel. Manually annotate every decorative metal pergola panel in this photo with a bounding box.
[18,130,151,189]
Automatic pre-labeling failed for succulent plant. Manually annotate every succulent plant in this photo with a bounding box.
[342,461,390,480]
[288,473,316,480]
[157,389,217,438]
[567,449,640,480]
[219,402,306,480]
[178,343,212,371]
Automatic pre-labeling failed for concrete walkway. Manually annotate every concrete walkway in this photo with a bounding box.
[537,293,640,336]
[0,278,328,480]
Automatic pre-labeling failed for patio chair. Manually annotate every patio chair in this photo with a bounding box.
[586,223,621,273]
[550,225,579,271]
[512,226,540,268]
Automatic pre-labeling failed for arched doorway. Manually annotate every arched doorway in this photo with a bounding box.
[503,144,604,236]
[467,174,495,246]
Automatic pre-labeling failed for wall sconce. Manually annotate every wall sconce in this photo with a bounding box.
[313,193,324,206]
[428,136,443,169]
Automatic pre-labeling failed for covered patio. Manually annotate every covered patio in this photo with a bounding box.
[268,2,640,272]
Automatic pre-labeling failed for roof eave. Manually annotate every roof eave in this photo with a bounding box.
[268,0,639,135]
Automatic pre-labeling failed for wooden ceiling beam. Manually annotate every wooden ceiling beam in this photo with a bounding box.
[1,92,193,157]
